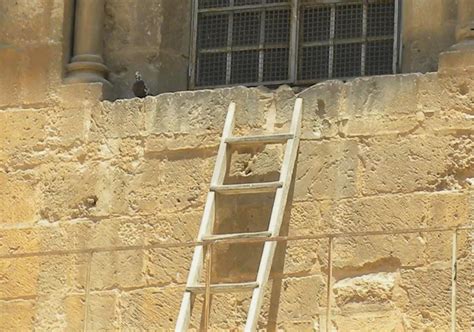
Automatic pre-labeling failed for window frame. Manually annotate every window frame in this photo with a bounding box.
[189,0,402,89]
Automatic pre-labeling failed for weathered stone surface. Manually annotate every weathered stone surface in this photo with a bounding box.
[0,256,40,299]
[119,286,182,330]
[0,171,40,224]
[398,267,452,330]
[333,272,397,308]
[358,134,472,194]
[89,250,146,291]
[0,299,35,330]
[86,291,120,330]
[295,139,359,201]
[0,109,48,167]
[1,67,473,329]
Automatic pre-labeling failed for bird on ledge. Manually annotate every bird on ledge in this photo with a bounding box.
[132,71,149,98]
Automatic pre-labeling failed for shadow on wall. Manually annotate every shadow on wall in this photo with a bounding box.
[102,0,191,99]
[207,145,299,329]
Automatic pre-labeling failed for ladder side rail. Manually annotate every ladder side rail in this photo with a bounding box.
[175,193,215,331]
[176,102,236,331]
[211,102,236,186]
[245,98,303,331]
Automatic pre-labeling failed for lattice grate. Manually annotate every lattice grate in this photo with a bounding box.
[197,14,228,49]
[193,0,398,87]
[233,11,261,46]
[301,6,330,42]
[334,4,363,40]
[265,9,291,44]
[366,39,394,75]
[231,50,260,83]
[368,1,395,37]
[299,46,329,80]
[263,48,290,81]
[197,53,227,86]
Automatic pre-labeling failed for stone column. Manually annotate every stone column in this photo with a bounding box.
[439,0,474,70]
[65,0,110,84]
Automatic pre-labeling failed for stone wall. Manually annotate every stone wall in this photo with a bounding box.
[0,70,472,329]
[0,0,73,108]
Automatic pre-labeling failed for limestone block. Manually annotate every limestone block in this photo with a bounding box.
[119,286,182,330]
[215,192,275,234]
[287,201,324,236]
[0,257,39,298]
[0,109,48,167]
[189,292,248,329]
[45,107,91,148]
[86,291,120,330]
[19,44,63,105]
[0,171,40,224]
[89,250,146,291]
[455,228,472,331]
[0,0,65,45]
[212,242,262,283]
[130,155,214,214]
[0,47,21,107]
[0,221,94,256]
[39,162,101,221]
[281,239,328,276]
[332,229,462,276]
[342,74,421,117]
[33,255,88,330]
[318,191,469,234]
[358,135,461,195]
[88,217,148,249]
[299,80,344,121]
[398,267,451,330]
[144,133,220,156]
[0,299,35,330]
[55,82,105,110]
[416,73,450,113]
[0,226,40,256]
[330,310,406,331]
[276,275,326,322]
[63,294,85,331]
[92,99,147,139]
[145,246,193,285]
[295,140,359,201]
[226,145,283,183]
[333,272,397,309]
[39,161,133,221]
[276,320,317,331]
[146,87,262,134]
[146,212,201,243]
[37,254,88,295]
[438,71,474,115]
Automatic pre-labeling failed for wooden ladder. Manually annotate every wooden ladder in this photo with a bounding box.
[175,98,303,331]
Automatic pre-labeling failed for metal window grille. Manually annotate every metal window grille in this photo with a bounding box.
[191,0,399,88]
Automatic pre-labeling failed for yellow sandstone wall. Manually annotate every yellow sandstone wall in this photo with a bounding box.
[0,71,472,330]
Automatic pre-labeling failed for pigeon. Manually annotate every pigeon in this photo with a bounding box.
[132,71,149,98]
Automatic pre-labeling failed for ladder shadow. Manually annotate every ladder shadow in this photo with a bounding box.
[265,160,298,331]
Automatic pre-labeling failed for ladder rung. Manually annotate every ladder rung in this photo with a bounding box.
[225,133,293,145]
[202,231,272,242]
[210,181,282,194]
[186,282,259,294]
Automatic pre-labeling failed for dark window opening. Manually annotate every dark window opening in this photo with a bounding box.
[192,0,399,88]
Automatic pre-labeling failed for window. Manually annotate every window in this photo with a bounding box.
[190,0,400,88]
